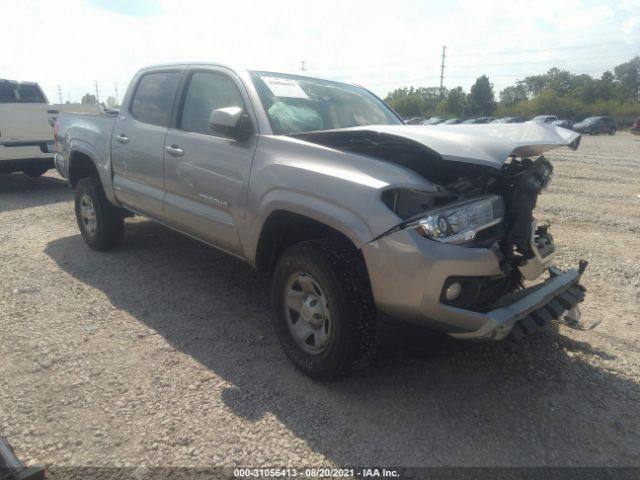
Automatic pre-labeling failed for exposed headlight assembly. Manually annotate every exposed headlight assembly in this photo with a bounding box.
[409,195,504,244]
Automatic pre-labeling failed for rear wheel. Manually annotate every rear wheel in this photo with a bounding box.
[270,240,376,380]
[74,175,124,250]
[589,128,596,135]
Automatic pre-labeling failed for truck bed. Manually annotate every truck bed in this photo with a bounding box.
[54,112,117,182]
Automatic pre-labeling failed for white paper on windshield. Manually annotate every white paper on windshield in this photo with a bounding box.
[261,76,309,99]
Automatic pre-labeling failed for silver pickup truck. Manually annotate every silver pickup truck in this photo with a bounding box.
[54,63,588,379]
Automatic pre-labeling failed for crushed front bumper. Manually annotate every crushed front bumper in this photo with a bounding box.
[362,228,588,341]
[449,265,586,341]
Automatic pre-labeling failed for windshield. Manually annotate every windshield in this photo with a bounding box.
[249,71,402,135]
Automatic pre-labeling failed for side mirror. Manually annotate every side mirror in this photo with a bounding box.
[209,106,253,141]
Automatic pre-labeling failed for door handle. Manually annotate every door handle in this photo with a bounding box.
[165,145,184,157]
[115,134,129,144]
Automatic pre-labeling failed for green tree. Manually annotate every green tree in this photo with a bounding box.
[499,84,528,108]
[386,87,413,102]
[105,96,119,107]
[81,93,97,105]
[415,86,445,112]
[386,94,423,117]
[614,56,640,102]
[446,86,466,116]
[468,75,496,115]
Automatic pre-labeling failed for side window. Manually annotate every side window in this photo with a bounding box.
[180,72,246,136]
[0,81,17,103]
[130,72,181,127]
[17,84,46,103]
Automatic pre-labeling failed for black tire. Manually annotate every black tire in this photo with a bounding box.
[609,128,616,135]
[23,166,49,177]
[270,240,376,380]
[589,128,596,135]
[74,175,124,250]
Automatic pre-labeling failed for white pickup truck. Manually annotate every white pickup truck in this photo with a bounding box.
[0,79,100,176]
[0,79,57,176]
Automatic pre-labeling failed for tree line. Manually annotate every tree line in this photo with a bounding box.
[384,56,640,121]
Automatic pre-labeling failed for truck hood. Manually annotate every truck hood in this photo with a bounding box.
[293,122,581,169]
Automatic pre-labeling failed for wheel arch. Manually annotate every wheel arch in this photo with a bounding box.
[254,209,367,273]
[67,141,118,205]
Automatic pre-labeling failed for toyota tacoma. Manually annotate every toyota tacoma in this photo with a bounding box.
[53,63,588,379]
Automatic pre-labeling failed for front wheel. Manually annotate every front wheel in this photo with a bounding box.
[270,240,376,380]
[74,175,124,250]
[609,128,616,135]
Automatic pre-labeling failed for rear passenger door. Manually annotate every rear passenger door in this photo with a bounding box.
[111,69,182,219]
[163,68,258,256]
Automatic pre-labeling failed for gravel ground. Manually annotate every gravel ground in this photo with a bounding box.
[0,132,639,469]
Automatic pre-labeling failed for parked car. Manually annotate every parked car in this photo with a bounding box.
[442,118,462,124]
[533,115,558,123]
[405,117,424,125]
[0,79,57,176]
[631,117,640,136]
[491,117,525,124]
[54,63,588,379]
[553,119,574,129]
[421,117,445,125]
[462,117,494,124]
[573,116,617,135]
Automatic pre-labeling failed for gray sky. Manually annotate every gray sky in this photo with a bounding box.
[2,0,638,104]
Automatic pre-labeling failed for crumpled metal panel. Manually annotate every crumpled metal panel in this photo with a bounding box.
[336,122,581,169]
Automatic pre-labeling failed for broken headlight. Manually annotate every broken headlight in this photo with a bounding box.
[409,195,504,244]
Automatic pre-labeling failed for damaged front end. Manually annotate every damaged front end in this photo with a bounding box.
[379,154,585,324]
[297,124,591,340]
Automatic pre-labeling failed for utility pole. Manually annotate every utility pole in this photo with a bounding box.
[300,61,307,72]
[439,45,447,98]
[114,82,119,105]
[94,81,100,104]
[57,85,63,104]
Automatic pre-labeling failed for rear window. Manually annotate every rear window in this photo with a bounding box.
[130,71,181,127]
[0,81,46,103]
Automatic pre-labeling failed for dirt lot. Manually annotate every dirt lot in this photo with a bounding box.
[1,132,639,469]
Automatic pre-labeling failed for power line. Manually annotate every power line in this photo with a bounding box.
[311,41,634,81]
[449,53,622,68]
[447,40,630,58]
[360,76,440,87]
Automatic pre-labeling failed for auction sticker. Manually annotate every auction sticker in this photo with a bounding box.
[261,76,309,99]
